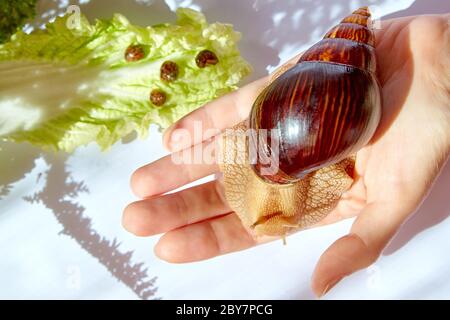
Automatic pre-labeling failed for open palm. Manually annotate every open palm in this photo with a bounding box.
[123,14,450,297]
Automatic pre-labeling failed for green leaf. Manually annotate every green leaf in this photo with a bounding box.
[0,8,252,152]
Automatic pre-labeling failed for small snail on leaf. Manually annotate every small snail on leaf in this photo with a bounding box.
[219,7,382,237]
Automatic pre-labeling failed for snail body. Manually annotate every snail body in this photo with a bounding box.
[249,7,381,184]
[220,7,381,237]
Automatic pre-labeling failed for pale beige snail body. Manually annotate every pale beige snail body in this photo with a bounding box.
[219,7,381,237]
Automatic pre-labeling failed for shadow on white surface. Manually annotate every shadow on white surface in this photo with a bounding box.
[0,142,40,200]
[0,141,158,299]
[24,153,158,299]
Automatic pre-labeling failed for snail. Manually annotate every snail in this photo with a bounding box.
[219,7,381,237]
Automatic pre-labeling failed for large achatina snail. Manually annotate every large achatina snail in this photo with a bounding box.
[219,7,381,237]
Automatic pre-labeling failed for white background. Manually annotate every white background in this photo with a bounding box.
[0,0,449,299]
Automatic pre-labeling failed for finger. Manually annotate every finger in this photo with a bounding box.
[123,180,230,236]
[311,200,413,298]
[314,175,368,226]
[154,213,257,263]
[131,138,219,198]
[162,76,269,152]
[269,52,302,82]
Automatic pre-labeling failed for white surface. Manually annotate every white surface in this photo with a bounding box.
[1,0,450,300]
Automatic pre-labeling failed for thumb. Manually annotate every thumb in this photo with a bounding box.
[311,201,413,298]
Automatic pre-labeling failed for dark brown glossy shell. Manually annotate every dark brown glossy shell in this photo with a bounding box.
[249,7,381,184]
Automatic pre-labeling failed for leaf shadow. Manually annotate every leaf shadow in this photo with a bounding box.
[23,151,159,299]
[0,141,40,200]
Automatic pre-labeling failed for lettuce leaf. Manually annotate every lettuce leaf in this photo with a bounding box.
[0,8,251,152]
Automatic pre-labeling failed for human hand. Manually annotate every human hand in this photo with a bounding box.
[123,14,450,297]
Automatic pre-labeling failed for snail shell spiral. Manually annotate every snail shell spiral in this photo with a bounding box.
[249,6,381,184]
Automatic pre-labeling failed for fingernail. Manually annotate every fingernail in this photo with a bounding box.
[319,276,343,298]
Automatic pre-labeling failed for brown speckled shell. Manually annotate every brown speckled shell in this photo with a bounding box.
[249,6,381,184]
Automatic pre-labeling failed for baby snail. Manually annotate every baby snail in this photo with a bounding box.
[196,50,219,68]
[150,89,166,106]
[124,44,146,62]
[249,6,381,184]
[160,61,179,82]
